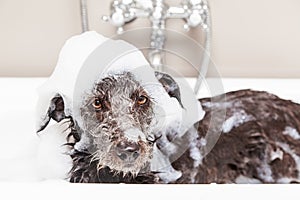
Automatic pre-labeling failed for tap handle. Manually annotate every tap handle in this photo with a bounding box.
[102,0,140,34]
[102,14,125,34]
[182,0,209,31]
[187,10,203,27]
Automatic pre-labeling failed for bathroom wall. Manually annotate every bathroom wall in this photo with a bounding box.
[0,0,299,78]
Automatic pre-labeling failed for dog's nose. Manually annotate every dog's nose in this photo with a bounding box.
[116,141,140,161]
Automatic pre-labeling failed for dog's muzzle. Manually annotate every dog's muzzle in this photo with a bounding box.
[113,128,146,163]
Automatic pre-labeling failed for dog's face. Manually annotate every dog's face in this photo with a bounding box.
[80,72,159,175]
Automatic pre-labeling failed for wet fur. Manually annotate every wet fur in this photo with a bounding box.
[42,73,300,183]
[69,149,158,183]
[173,90,300,183]
[70,89,300,183]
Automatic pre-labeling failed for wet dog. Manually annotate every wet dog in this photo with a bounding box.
[38,71,300,183]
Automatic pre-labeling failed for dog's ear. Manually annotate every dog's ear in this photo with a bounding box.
[155,71,183,108]
[37,94,66,133]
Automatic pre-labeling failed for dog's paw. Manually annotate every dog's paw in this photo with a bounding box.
[36,118,73,180]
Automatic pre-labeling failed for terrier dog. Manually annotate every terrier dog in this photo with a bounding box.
[37,70,300,184]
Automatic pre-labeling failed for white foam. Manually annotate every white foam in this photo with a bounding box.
[150,145,182,183]
[189,127,205,168]
[36,31,108,131]
[222,110,255,133]
[283,126,300,140]
[257,160,274,182]
[189,143,202,168]
[36,119,73,180]
[270,147,284,161]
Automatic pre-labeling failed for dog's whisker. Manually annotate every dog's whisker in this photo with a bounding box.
[90,153,99,164]
[96,164,105,172]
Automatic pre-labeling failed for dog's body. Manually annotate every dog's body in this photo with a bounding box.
[39,71,300,184]
[175,90,300,183]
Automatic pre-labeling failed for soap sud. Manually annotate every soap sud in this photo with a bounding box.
[189,142,203,183]
[283,126,300,140]
[150,145,182,183]
[36,118,73,180]
[270,147,284,161]
[188,127,204,183]
[199,138,207,146]
[222,110,255,133]
[36,32,108,132]
[151,126,201,183]
[189,137,206,168]
[156,166,182,184]
[201,101,233,109]
[257,159,274,182]
[189,146,202,167]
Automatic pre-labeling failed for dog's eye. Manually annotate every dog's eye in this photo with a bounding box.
[137,95,148,105]
[93,98,102,109]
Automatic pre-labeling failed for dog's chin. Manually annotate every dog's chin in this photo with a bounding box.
[97,159,147,176]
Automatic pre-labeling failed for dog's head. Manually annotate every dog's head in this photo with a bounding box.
[81,71,185,175]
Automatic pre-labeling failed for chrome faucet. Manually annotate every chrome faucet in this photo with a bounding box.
[102,0,211,93]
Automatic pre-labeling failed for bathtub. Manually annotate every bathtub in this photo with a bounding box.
[0,77,299,199]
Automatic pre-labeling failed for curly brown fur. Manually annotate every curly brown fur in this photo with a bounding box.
[172,89,300,183]
[65,72,300,184]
